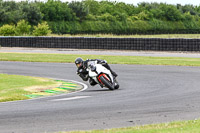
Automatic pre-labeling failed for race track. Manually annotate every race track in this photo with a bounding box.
[0,61,200,133]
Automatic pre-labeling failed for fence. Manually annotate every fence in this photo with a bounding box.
[0,37,200,51]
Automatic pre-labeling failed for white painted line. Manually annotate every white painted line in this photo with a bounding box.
[51,96,91,101]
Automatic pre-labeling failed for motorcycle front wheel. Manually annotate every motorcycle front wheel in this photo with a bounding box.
[99,76,115,90]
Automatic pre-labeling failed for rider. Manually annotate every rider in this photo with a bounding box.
[75,57,118,86]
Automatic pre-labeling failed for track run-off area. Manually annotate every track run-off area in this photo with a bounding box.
[1,59,200,133]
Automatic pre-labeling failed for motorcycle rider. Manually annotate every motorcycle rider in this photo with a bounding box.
[75,57,118,86]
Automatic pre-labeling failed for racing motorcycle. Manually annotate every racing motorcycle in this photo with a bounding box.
[87,61,119,90]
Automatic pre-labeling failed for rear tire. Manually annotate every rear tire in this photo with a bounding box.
[99,76,115,90]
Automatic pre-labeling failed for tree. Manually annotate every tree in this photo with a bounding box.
[20,1,43,25]
[181,5,199,15]
[68,1,88,21]
[83,0,100,15]
[97,13,117,22]
[0,1,23,24]
[137,11,152,20]
[115,2,135,16]
[39,0,74,21]
[0,1,42,25]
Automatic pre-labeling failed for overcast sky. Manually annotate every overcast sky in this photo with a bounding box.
[61,0,200,6]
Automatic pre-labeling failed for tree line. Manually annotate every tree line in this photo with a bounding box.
[1,0,200,35]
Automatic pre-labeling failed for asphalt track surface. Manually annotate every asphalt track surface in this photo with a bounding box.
[1,61,200,133]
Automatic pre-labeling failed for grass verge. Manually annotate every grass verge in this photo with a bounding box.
[50,34,200,39]
[0,73,60,102]
[1,52,200,66]
[61,119,200,133]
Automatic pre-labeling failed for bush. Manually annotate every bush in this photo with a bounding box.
[15,20,31,36]
[0,24,16,36]
[32,21,52,36]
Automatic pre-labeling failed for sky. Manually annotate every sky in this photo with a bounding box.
[62,0,200,6]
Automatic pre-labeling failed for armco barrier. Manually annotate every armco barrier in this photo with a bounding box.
[0,37,200,51]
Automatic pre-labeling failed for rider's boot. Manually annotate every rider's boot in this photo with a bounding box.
[110,69,118,78]
[102,64,118,78]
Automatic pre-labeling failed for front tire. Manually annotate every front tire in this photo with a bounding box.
[114,79,119,89]
[99,76,115,90]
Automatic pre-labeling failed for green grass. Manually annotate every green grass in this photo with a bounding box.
[0,74,58,102]
[60,119,200,133]
[1,52,200,66]
[50,33,200,38]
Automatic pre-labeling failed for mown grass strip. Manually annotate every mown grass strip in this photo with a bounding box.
[50,33,200,38]
[1,52,200,66]
[61,119,200,133]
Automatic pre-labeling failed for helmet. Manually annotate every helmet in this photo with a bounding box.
[75,57,83,68]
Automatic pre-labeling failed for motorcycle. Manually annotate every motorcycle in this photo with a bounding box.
[87,61,119,90]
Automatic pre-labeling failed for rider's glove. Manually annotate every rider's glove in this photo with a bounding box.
[77,69,83,75]
[76,69,79,75]
[78,69,83,73]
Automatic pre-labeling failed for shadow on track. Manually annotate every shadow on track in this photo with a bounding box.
[86,88,122,92]
[86,89,111,92]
